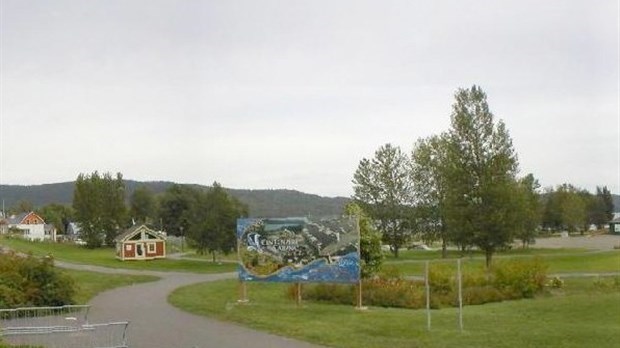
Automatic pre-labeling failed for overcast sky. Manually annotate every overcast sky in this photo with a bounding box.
[0,0,618,197]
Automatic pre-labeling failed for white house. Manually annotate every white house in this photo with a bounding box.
[0,211,56,241]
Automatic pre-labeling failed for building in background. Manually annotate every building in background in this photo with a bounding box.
[0,212,56,241]
[115,224,166,261]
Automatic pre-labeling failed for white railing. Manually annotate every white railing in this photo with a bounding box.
[1,305,129,348]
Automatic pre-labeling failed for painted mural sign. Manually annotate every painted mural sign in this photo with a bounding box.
[237,217,360,283]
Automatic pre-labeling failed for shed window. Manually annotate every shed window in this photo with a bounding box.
[125,244,132,251]
[147,243,156,253]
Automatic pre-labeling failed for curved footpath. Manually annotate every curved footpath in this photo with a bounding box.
[56,261,324,348]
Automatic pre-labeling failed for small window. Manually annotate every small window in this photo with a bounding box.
[130,233,142,241]
[147,243,156,253]
[125,244,133,251]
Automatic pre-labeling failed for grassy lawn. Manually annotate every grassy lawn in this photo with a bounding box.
[0,237,237,274]
[169,277,620,348]
[385,250,620,276]
[65,269,159,304]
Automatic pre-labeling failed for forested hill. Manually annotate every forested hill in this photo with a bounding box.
[0,181,350,218]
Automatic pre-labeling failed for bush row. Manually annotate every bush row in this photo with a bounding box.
[0,252,76,308]
[291,258,548,309]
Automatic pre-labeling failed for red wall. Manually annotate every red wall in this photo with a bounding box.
[124,243,136,258]
[156,241,165,257]
[120,240,165,260]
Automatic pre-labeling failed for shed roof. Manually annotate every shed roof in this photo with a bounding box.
[114,224,165,242]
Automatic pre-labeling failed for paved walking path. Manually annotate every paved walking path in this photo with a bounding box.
[56,261,323,348]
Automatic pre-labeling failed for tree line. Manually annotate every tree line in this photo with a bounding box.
[352,85,614,267]
[16,172,248,258]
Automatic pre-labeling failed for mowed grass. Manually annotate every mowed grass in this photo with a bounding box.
[385,249,620,276]
[65,269,159,304]
[169,278,620,348]
[0,237,237,273]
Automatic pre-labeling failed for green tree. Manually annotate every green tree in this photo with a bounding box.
[10,200,34,214]
[541,186,562,231]
[410,134,452,257]
[129,185,156,224]
[542,184,589,232]
[186,182,248,260]
[100,172,127,246]
[344,202,383,278]
[560,185,588,232]
[589,186,614,229]
[352,143,412,257]
[514,174,542,248]
[72,171,127,248]
[157,184,200,236]
[37,204,74,235]
[443,85,520,267]
[73,172,104,247]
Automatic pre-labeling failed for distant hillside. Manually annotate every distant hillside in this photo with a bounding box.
[1,181,616,217]
[0,181,349,218]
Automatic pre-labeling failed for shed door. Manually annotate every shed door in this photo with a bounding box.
[136,243,145,259]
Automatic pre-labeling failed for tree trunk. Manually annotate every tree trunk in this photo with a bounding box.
[393,246,399,258]
[441,238,447,258]
[212,251,216,263]
[485,249,493,269]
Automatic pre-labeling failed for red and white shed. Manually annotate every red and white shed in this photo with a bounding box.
[115,224,166,261]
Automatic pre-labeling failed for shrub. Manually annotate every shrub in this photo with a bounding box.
[428,264,453,295]
[288,283,355,305]
[462,286,504,305]
[362,277,424,309]
[492,257,547,298]
[0,252,76,308]
[291,258,549,309]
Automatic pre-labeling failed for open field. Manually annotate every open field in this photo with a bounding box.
[169,277,620,348]
[384,247,590,261]
[0,237,237,273]
[534,234,620,250]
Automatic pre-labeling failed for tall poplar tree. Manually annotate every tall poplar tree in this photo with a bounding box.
[443,86,520,267]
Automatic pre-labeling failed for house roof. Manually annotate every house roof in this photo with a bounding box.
[6,211,43,225]
[6,212,30,224]
[114,224,165,242]
[610,217,620,224]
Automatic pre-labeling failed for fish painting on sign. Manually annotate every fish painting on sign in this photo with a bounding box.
[237,217,360,283]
